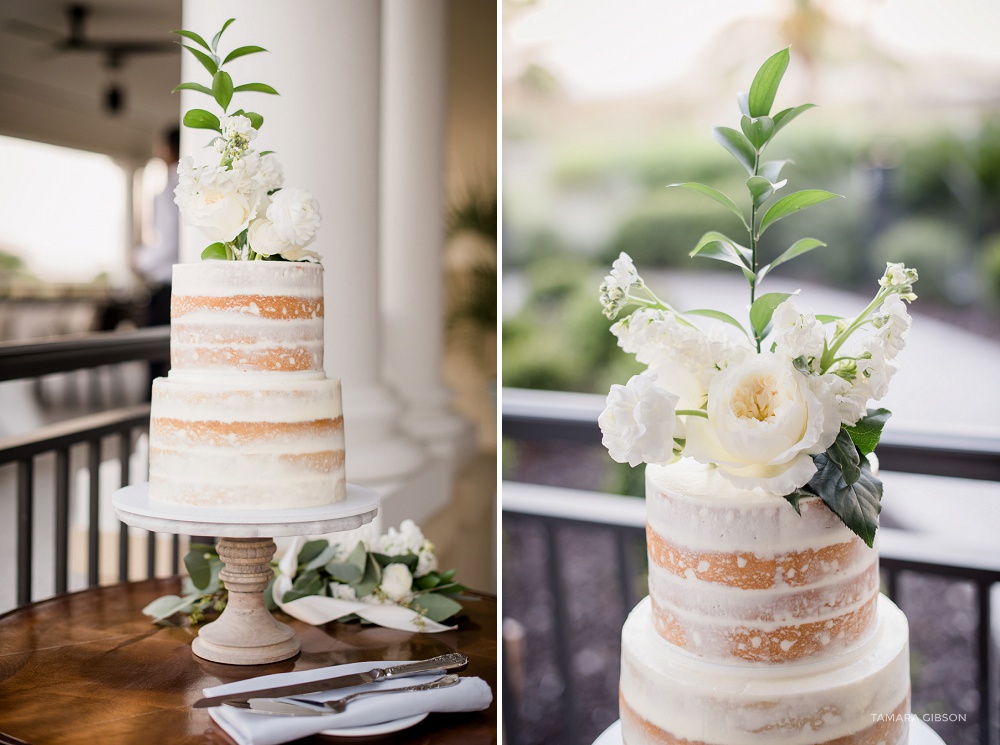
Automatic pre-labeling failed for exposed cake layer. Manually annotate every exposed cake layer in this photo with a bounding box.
[149,375,346,509]
[170,261,324,374]
[645,459,878,665]
[620,595,910,745]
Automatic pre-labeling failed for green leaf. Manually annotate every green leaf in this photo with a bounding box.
[353,555,382,599]
[172,81,214,96]
[809,445,882,548]
[244,111,264,130]
[180,44,218,76]
[826,427,862,485]
[416,572,442,590]
[749,292,793,342]
[372,552,419,572]
[325,562,363,584]
[184,550,211,589]
[233,82,280,95]
[211,18,237,52]
[264,577,277,611]
[772,104,816,133]
[223,45,268,65]
[759,159,793,182]
[283,570,325,602]
[740,115,775,150]
[758,190,843,236]
[212,70,234,112]
[410,592,463,623]
[690,231,751,270]
[748,47,790,117]
[784,489,813,515]
[142,593,201,623]
[297,539,329,566]
[746,175,785,209]
[845,408,891,456]
[684,308,748,336]
[667,182,746,227]
[172,29,211,51]
[816,314,842,324]
[200,243,228,261]
[346,542,368,574]
[304,543,339,571]
[712,126,756,175]
[767,238,826,273]
[439,569,457,582]
[183,108,221,132]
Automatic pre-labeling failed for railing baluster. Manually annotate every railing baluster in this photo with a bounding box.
[118,428,131,582]
[886,567,899,603]
[977,579,992,745]
[87,437,100,587]
[147,529,157,579]
[541,520,578,745]
[171,534,180,575]
[16,458,34,606]
[616,530,636,617]
[54,447,70,595]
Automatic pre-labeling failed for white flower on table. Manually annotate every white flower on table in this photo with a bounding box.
[598,371,680,468]
[379,563,414,602]
[685,353,842,495]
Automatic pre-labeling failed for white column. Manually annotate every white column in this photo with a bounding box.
[380,0,469,458]
[180,0,424,489]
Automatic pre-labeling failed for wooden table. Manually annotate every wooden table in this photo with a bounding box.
[0,578,496,745]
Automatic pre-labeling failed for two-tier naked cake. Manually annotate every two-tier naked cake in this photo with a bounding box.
[147,261,346,510]
[619,458,910,745]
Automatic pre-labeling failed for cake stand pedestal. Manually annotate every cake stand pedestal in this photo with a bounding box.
[112,483,380,666]
[592,719,946,745]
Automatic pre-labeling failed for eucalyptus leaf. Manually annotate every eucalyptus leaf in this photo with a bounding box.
[201,243,228,261]
[233,82,280,95]
[184,549,212,590]
[346,541,368,573]
[440,568,457,582]
[223,45,268,65]
[749,292,793,342]
[667,182,746,226]
[372,552,419,572]
[181,44,218,76]
[416,572,442,590]
[264,578,277,611]
[183,108,221,132]
[740,115,775,150]
[212,70,234,112]
[172,29,211,51]
[748,47,790,117]
[684,308,748,336]
[326,561,363,584]
[304,543,339,571]
[353,555,382,599]
[712,127,756,175]
[283,570,325,602]
[808,449,882,548]
[845,408,891,456]
[297,539,329,566]
[142,593,201,623]
[757,190,843,236]
[410,592,463,623]
[211,18,237,52]
[690,231,751,270]
[172,82,213,96]
[772,103,816,133]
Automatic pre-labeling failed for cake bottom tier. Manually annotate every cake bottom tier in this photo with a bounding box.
[620,595,910,745]
[149,375,346,509]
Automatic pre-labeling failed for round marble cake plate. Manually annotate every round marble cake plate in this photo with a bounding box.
[592,719,946,745]
[112,482,380,666]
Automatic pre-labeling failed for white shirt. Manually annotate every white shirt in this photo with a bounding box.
[135,170,180,285]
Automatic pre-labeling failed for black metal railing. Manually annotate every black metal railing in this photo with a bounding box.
[501,387,1000,745]
[0,328,173,609]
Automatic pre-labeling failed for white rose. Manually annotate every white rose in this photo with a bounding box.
[279,245,321,262]
[772,299,825,364]
[379,563,413,602]
[246,218,289,257]
[416,548,438,577]
[175,180,256,243]
[598,371,680,467]
[267,187,321,246]
[685,353,842,495]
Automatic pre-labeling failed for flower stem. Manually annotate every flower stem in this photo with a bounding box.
[676,409,709,419]
[821,291,885,371]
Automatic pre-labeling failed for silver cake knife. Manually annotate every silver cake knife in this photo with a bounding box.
[192,653,468,708]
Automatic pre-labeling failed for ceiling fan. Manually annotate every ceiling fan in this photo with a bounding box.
[5,3,177,113]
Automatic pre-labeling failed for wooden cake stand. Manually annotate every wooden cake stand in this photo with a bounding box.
[112,483,380,666]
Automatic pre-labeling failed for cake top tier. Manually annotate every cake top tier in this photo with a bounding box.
[169,261,325,375]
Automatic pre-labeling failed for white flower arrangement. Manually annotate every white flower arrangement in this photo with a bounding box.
[172,19,321,263]
[598,49,918,547]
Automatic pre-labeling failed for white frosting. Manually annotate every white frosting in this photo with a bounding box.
[620,595,910,745]
[171,261,323,297]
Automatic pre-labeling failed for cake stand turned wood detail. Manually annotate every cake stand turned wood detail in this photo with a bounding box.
[112,483,380,666]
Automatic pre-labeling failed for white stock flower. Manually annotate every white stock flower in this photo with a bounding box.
[377,520,428,556]
[772,299,826,364]
[222,115,257,141]
[379,563,414,602]
[879,262,919,294]
[267,187,321,246]
[600,252,641,319]
[872,293,911,359]
[598,371,680,467]
[685,353,842,495]
[329,583,357,601]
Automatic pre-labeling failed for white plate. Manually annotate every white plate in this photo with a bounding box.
[320,712,427,737]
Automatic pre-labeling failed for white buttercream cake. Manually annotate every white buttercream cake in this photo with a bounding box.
[619,458,910,745]
[148,261,346,509]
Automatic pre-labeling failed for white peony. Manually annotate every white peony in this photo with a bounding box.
[267,187,321,246]
[772,299,826,365]
[379,563,414,602]
[685,353,842,495]
[598,371,680,467]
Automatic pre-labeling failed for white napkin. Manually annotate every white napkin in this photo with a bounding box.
[205,659,493,745]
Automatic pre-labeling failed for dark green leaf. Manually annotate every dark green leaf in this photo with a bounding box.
[759,159,793,182]
[372,552,419,572]
[809,448,882,548]
[212,70,234,112]
[172,29,211,51]
[297,539,328,566]
[325,562,363,584]
[758,190,843,236]
[772,104,816,133]
[352,555,382,599]
[667,182,746,226]
[180,44,218,76]
[183,108,221,132]
[748,47,790,117]
[184,550,211,590]
[749,292,793,341]
[784,489,814,515]
[690,231,751,269]
[684,308,748,336]
[211,18,237,52]
[233,82,280,95]
[845,408,891,456]
[189,542,217,554]
[200,243,228,261]
[244,111,263,130]
[712,126,756,175]
[439,569,457,582]
[740,115,775,150]
[172,81,214,96]
[826,427,862,485]
[416,572,442,590]
[223,45,268,65]
[410,592,463,623]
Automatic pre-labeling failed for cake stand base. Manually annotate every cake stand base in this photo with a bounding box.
[113,483,380,666]
[592,719,945,745]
